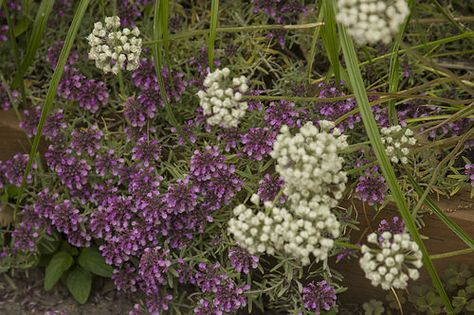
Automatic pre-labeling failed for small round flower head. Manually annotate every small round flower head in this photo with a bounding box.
[95,149,125,177]
[0,82,19,111]
[271,121,348,209]
[355,165,387,206]
[71,126,103,157]
[380,125,416,164]
[197,67,249,128]
[360,231,423,290]
[138,246,171,295]
[19,106,66,141]
[336,0,410,45]
[240,127,277,161]
[164,177,199,214]
[1,154,37,187]
[57,67,85,101]
[77,79,109,113]
[53,149,91,191]
[123,96,155,127]
[228,246,259,274]
[131,136,161,167]
[302,280,337,314]
[264,100,300,129]
[377,216,405,236]
[87,16,142,74]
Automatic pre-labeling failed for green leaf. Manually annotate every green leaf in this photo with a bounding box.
[321,0,341,83]
[208,0,219,71]
[66,267,92,304]
[306,1,324,81]
[78,247,113,278]
[13,17,30,38]
[14,0,91,221]
[44,251,74,290]
[333,0,453,311]
[12,0,55,89]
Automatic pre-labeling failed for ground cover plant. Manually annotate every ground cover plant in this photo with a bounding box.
[0,0,473,314]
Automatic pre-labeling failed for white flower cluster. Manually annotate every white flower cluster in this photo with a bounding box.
[360,231,423,290]
[336,0,410,45]
[197,68,249,128]
[87,16,142,74]
[227,201,340,265]
[380,125,416,164]
[271,121,348,209]
[228,122,347,265]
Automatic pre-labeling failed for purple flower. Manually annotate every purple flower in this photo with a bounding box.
[123,96,155,127]
[47,41,78,69]
[0,82,18,110]
[19,106,67,141]
[465,164,474,187]
[257,173,285,203]
[190,146,226,181]
[112,263,139,293]
[355,165,387,206]
[264,100,300,129]
[302,280,337,314]
[117,0,150,27]
[57,67,85,101]
[378,216,405,235]
[53,149,91,191]
[128,165,162,201]
[317,81,359,131]
[71,126,103,157]
[138,246,171,295]
[77,79,109,113]
[217,127,240,152]
[189,47,221,78]
[11,206,48,253]
[131,137,161,167]
[241,127,277,161]
[0,24,8,42]
[165,177,199,214]
[1,153,37,187]
[130,293,173,315]
[228,247,259,274]
[171,120,197,146]
[95,149,124,177]
[53,0,74,18]
[51,200,91,247]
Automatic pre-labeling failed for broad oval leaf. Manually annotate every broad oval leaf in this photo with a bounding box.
[78,247,113,278]
[66,267,92,304]
[44,251,73,290]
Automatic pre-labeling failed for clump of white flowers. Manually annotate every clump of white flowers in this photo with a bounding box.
[271,121,348,209]
[336,0,410,45]
[87,16,142,74]
[228,121,347,265]
[360,231,423,290]
[197,68,249,128]
[380,125,416,164]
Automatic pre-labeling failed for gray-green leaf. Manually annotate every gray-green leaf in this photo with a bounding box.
[78,247,113,278]
[44,251,73,290]
[66,267,92,304]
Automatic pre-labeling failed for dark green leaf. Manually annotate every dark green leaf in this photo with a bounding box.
[13,18,30,37]
[44,251,73,290]
[66,267,92,304]
[78,247,112,278]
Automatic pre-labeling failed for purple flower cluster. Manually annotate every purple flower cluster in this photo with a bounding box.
[302,280,337,314]
[123,96,154,127]
[240,127,277,161]
[47,41,79,70]
[57,66,109,113]
[132,59,187,113]
[130,293,173,315]
[0,82,19,110]
[465,164,474,187]
[165,178,199,214]
[131,137,162,167]
[95,149,125,177]
[264,100,300,129]
[19,106,66,141]
[71,126,103,157]
[228,247,259,274]
[138,246,171,296]
[317,81,359,131]
[11,206,48,253]
[257,173,285,203]
[0,1,20,42]
[189,47,221,78]
[217,127,240,152]
[118,0,150,27]
[51,149,91,192]
[355,165,387,206]
[192,262,250,314]
[0,153,37,187]
[378,216,405,235]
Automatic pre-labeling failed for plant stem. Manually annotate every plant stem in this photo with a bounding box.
[430,248,474,260]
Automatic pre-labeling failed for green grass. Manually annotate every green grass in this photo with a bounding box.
[208,0,219,71]
[15,0,92,220]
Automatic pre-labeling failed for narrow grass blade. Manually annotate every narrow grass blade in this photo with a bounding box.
[208,0,219,71]
[15,0,91,219]
[12,0,55,90]
[333,1,453,311]
[408,175,474,250]
[321,0,341,83]
[3,1,26,101]
[306,1,324,82]
[152,0,178,126]
[387,0,414,124]
[161,0,170,63]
